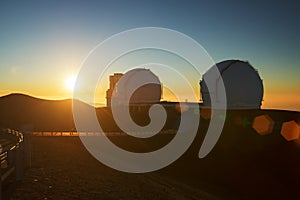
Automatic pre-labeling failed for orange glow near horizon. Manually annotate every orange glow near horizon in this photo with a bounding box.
[1,79,300,111]
[262,93,300,111]
[1,89,300,111]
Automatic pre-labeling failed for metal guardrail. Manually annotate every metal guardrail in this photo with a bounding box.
[0,128,29,200]
[29,130,177,137]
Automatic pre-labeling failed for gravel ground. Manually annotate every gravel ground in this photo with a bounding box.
[11,136,218,200]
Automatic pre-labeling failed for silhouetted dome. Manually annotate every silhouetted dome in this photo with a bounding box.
[114,68,162,104]
[200,60,264,109]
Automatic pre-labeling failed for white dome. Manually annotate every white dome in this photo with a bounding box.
[113,68,162,104]
[200,60,264,109]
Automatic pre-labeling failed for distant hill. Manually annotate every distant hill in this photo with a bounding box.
[0,93,76,131]
[0,93,179,132]
[0,93,299,133]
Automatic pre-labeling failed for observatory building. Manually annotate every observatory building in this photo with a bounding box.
[200,60,264,109]
[106,73,123,107]
[106,68,162,106]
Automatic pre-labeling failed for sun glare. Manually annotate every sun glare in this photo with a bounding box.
[65,75,76,91]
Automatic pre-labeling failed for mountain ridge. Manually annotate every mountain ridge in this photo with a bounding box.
[0,93,299,132]
[0,93,78,131]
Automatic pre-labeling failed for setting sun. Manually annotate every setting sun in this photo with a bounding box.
[65,75,76,91]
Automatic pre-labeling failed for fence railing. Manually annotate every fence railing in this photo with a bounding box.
[29,130,177,137]
[0,129,30,200]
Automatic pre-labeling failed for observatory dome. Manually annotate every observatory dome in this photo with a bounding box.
[113,68,162,105]
[200,60,264,109]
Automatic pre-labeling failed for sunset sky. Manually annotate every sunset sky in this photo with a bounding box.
[0,0,299,111]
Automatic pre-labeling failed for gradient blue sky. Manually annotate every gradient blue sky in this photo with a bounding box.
[0,0,299,110]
